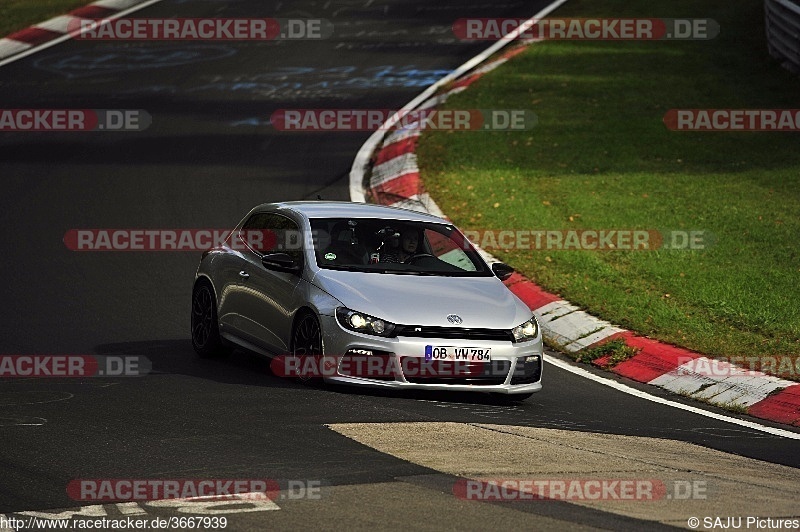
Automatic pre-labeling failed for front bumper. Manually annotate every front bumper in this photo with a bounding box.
[318,314,543,395]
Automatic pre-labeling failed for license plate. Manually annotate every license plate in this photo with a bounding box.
[424,346,492,362]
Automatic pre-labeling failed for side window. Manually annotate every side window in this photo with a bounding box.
[240,213,303,263]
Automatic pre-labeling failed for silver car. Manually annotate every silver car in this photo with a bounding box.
[191,201,542,399]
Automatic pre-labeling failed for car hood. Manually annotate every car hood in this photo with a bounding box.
[310,269,532,329]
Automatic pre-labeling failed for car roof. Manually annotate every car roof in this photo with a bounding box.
[254,201,451,224]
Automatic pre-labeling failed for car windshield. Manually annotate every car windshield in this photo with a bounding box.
[309,217,492,277]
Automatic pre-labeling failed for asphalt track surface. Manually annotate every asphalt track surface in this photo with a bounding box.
[0,0,798,529]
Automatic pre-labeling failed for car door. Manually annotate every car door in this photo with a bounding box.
[234,212,305,354]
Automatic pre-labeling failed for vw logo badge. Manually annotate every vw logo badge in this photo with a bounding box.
[446,314,463,325]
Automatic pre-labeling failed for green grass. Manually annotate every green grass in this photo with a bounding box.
[0,0,90,37]
[418,0,800,362]
[572,338,639,367]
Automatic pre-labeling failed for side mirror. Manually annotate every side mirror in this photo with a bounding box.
[492,262,514,281]
[262,252,301,274]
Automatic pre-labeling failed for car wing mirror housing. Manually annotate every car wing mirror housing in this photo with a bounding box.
[261,252,302,274]
[491,262,514,281]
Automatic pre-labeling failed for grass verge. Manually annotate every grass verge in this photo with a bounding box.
[418,0,800,367]
[572,338,639,367]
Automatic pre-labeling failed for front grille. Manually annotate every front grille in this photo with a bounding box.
[400,358,510,385]
[393,325,513,342]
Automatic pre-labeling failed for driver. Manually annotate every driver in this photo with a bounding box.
[380,228,421,264]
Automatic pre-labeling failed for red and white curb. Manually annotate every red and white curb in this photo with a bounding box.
[349,6,800,428]
[0,0,162,65]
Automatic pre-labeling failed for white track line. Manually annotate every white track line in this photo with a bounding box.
[546,356,800,440]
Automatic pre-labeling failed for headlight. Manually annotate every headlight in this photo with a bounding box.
[511,317,539,342]
[336,307,396,337]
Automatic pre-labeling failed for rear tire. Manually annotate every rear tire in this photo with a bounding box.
[191,281,230,358]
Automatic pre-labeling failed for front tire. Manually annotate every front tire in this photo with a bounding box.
[191,281,230,358]
[292,312,323,384]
